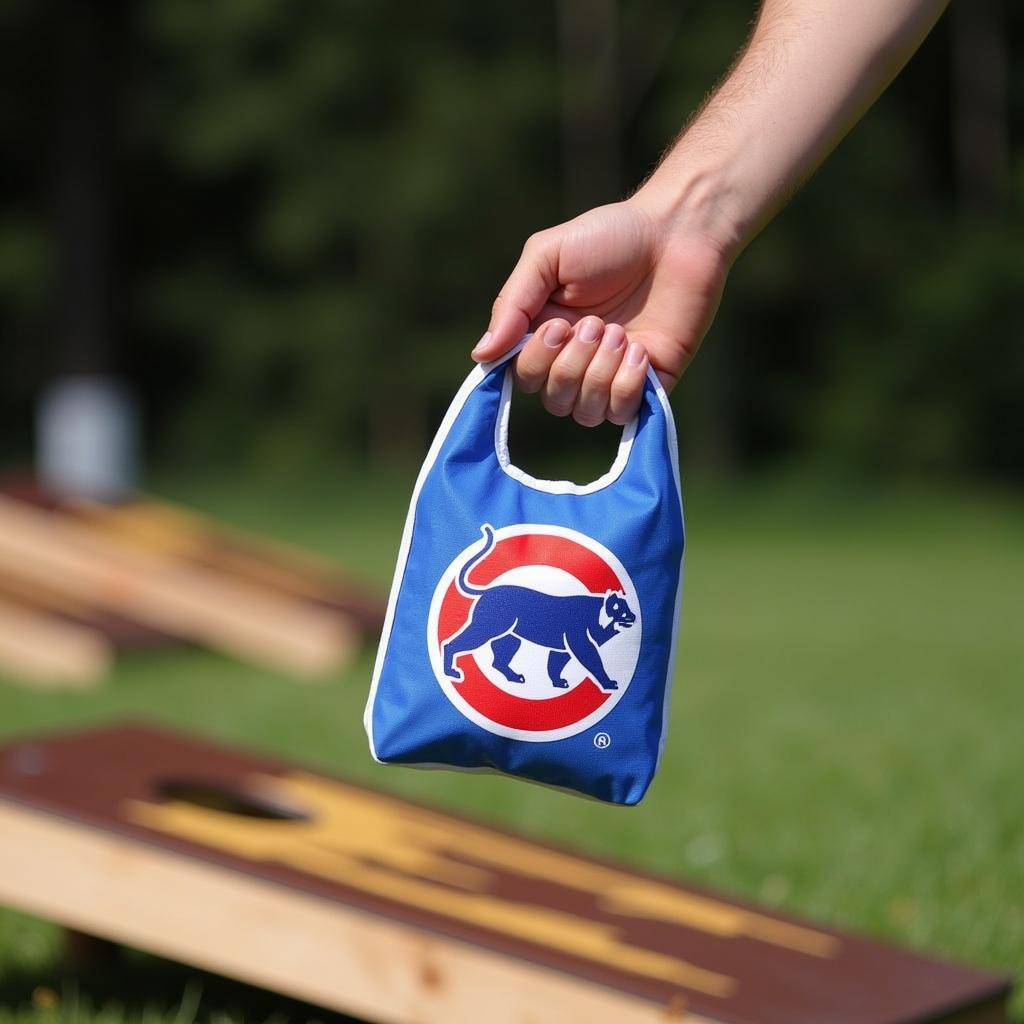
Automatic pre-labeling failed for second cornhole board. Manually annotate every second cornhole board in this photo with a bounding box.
[0,496,357,678]
[0,723,1011,1024]
[0,538,166,688]
[1,481,386,637]
[0,567,169,650]
[0,598,110,688]
[64,496,386,635]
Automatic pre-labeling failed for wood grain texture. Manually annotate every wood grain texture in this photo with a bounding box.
[0,496,356,677]
[0,723,1011,1024]
[0,802,702,1024]
[0,598,110,688]
[0,569,170,650]
[66,497,386,635]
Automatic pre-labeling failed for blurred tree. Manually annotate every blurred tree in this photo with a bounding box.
[952,0,1010,216]
[0,0,1020,479]
[0,0,53,461]
[558,0,621,212]
[52,0,128,378]
[125,0,561,468]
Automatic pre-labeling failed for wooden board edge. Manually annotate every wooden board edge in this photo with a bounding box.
[0,496,356,678]
[0,599,110,688]
[0,801,713,1024]
[933,1005,1014,1024]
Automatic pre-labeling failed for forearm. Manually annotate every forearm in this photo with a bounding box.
[634,0,949,257]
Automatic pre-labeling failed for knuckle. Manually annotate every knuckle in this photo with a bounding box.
[610,374,639,405]
[547,362,577,391]
[542,394,573,418]
[523,230,547,255]
[573,407,603,428]
[584,363,616,390]
[514,367,543,394]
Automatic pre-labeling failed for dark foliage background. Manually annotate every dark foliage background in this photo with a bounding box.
[1,0,1021,479]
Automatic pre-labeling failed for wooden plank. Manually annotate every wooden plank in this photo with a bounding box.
[0,496,357,678]
[0,802,696,1024]
[0,481,384,643]
[0,598,110,688]
[66,496,385,635]
[0,723,1011,1024]
[0,569,171,650]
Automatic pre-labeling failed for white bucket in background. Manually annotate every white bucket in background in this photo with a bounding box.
[36,375,139,500]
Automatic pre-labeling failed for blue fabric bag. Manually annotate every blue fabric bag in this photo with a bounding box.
[364,340,685,805]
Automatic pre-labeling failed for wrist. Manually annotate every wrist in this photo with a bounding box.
[630,153,750,265]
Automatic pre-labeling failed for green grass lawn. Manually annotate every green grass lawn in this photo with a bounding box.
[0,468,1021,1022]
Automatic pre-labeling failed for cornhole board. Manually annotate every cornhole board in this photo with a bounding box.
[0,495,357,678]
[0,723,1011,1024]
[64,496,387,636]
[0,518,170,688]
[0,568,170,653]
[0,597,111,689]
[1,480,386,637]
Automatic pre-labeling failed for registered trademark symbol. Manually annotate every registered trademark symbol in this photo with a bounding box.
[594,732,611,750]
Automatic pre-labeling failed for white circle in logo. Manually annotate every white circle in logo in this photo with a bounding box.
[427,523,642,742]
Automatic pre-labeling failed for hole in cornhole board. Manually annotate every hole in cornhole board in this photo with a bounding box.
[0,724,1011,1024]
[154,779,311,822]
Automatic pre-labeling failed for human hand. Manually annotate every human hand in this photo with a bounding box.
[471,0,947,427]
[470,197,734,425]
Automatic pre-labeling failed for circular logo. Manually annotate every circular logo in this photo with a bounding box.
[427,523,642,742]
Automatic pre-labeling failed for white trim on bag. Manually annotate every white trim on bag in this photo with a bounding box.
[364,338,685,806]
[648,368,686,777]
[363,340,528,758]
[494,368,637,495]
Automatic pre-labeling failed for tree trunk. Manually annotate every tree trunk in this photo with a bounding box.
[951,0,1009,217]
[54,0,124,374]
[557,0,621,214]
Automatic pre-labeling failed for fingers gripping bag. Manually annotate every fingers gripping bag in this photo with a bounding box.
[364,340,684,805]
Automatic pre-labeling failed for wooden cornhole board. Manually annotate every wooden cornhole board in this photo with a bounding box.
[0,488,387,681]
[1,481,386,639]
[0,723,1011,1024]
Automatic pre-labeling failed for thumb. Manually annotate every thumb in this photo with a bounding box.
[472,230,560,362]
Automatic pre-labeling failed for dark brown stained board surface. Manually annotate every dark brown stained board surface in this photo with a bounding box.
[0,723,1011,1024]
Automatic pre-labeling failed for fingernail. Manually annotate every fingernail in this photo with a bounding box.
[544,321,569,349]
[472,331,492,357]
[578,318,602,343]
[602,326,625,351]
[626,342,646,367]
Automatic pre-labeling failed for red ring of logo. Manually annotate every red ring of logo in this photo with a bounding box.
[435,532,623,732]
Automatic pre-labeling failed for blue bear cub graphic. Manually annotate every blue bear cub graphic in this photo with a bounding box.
[441,525,636,691]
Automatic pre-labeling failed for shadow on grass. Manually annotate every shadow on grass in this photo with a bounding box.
[0,934,365,1024]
